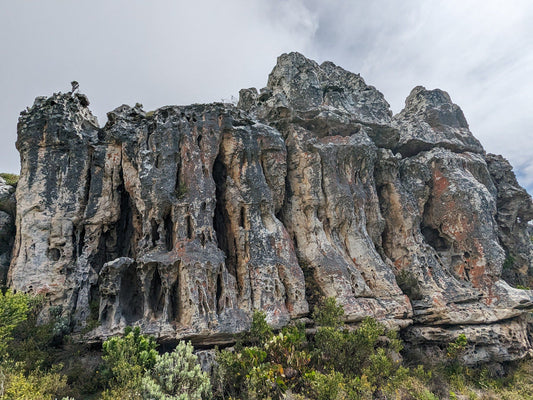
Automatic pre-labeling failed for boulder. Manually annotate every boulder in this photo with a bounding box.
[393,86,484,156]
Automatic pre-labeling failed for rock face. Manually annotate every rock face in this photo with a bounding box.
[486,153,533,288]
[8,52,533,363]
[0,177,16,285]
[393,86,484,156]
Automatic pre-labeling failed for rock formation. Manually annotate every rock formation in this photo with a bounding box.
[0,177,16,285]
[7,53,533,364]
[486,154,533,288]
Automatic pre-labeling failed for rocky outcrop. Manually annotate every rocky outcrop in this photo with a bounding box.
[240,53,412,327]
[8,52,533,363]
[393,86,484,156]
[10,97,308,343]
[486,153,533,287]
[239,52,399,149]
[0,177,16,285]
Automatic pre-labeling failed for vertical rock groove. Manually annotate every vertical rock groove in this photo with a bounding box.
[213,154,234,276]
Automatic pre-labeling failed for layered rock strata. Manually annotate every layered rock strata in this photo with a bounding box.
[8,53,533,363]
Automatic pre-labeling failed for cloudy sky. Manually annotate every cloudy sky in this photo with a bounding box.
[1,0,532,194]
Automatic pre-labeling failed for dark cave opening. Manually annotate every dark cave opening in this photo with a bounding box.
[213,154,237,278]
[82,150,93,209]
[174,155,182,194]
[421,226,450,252]
[89,228,112,275]
[186,215,193,239]
[170,280,181,322]
[88,284,100,323]
[163,211,174,251]
[239,207,246,229]
[120,265,143,324]
[216,271,223,313]
[47,247,61,262]
[151,219,160,248]
[300,260,322,311]
[149,269,164,318]
[72,225,86,261]
[116,182,135,257]
[77,226,85,259]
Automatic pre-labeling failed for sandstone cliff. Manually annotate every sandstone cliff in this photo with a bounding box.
[0,177,16,285]
[6,53,533,365]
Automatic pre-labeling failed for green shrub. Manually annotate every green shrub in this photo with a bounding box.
[60,357,105,399]
[243,310,273,346]
[175,182,188,200]
[245,361,287,400]
[265,324,309,371]
[312,315,387,376]
[503,254,515,270]
[313,297,344,328]
[101,385,143,400]
[215,312,302,399]
[304,370,349,400]
[304,369,377,400]
[0,289,31,356]
[0,173,19,186]
[400,366,439,400]
[215,345,281,399]
[312,326,346,372]
[447,334,468,360]
[102,326,158,391]
[499,360,533,399]
[1,363,69,400]
[7,297,68,372]
[363,347,407,390]
[141,341,211,400]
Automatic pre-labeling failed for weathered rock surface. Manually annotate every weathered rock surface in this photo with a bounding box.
[404,315,532,365]
[0,177,16,285]
[0,177,16,215]
[241,53,412,327]
[393,86,484,157]
[7,52,533,363]
[486,153,533,287]
[239,52,399,149]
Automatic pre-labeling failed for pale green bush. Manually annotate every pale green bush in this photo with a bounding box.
[0,289,30,356]
[102,326,158,392]
[141,341,211,400]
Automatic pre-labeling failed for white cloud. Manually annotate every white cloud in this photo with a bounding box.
[0,0,531,194]
[297,0,533,193]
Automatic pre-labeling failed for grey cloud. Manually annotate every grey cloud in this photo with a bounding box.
[0,0,315,173]
[1,0,531,194]
[298,0,533,193]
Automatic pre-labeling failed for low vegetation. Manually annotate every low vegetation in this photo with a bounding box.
[0,173,19,186]
[0,290,532,399]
